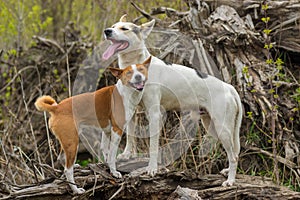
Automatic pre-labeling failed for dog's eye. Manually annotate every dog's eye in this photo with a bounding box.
[126,71,132,76]
[120,27,129,31]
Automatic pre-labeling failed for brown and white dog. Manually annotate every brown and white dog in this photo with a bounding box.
[109,55,243,187]
[35,85,125,194]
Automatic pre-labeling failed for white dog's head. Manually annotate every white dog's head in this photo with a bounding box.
[102,15,155,60]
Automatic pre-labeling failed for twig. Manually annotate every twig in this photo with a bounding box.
[92,170,97,196]
[108,182,125,200]
[30,160,39,184]
[0,66,38,93]
[33,36,65,54]
[130,1,161,22]
[174,112,198,171]
[248,146,296,169]
[44,112,54,168]
[66,44,72,97]
[150,7,188,17]
[18,66,44,179]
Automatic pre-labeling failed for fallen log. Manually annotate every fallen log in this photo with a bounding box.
[1,163,300,200]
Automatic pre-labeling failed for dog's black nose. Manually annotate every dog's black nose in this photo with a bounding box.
[135,74,142,81]
[104,29,112,37]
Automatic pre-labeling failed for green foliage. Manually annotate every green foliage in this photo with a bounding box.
[0,0,187,50]
[76,158,93,167]
[261,4,269,10]
[264,43,273,49]
[261,17,270,23]
[28,5,53,33]
[242,66,249,77]
[0,1,53,49]
[245,122,260,145]
[291,87,300,105]
[246,111,253,120]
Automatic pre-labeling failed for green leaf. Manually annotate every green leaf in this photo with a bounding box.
[247,111,253,119]
[268,88,275,94]
[266,59,273,64]
[275,58,284,66]
[8,49,17,56]
[261,17,270,23]
[269,43,273,49]
[262,4,269,10]
[263,29,272,35]
[264,44,273,49]
[242,66,249,74]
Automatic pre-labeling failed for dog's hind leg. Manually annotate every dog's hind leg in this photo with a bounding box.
[213,111,239,187]
[200,113,218,138]
[63,137,85,194]
[57,149,65,166]
[218,135,238,187]
[219,90,242,186]
[199,114,218,156]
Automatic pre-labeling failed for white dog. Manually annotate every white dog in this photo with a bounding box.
[104,16,243,186]
[103,15,155,159]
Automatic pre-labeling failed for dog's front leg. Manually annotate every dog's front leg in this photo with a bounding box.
[108,130,122,178]
[100,131,110,162]
[147,104,162,177]
[118,117,136,160]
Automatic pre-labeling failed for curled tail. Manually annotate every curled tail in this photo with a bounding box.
[35,95,57,113]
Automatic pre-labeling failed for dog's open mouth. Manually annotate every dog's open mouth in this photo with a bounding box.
[102,39,129,60]
[130,81,145,91]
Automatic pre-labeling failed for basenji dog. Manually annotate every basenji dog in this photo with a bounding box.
[35,85,125,194]
[109,56,243,187]
[103,14,155,160]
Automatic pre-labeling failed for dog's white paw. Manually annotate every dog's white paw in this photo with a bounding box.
[74,164,81,168]
[117,151,132,160]
[220,168,229,176]
[221,179,234,187]
[74,187,85,194]
[111,170,122,178]
[146,165,158,177]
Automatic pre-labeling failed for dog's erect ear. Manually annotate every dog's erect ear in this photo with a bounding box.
[143,56,152,68]
[108,67,124,78]
[140,19,155,39]
[120,14,127,22]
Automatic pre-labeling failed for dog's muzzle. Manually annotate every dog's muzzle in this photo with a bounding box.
[104,29,113,37]
[102,29,129,60]
[130,81,145,91]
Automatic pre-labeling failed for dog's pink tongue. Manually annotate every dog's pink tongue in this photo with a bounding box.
[135,83,144,90]
[102,43,120,60]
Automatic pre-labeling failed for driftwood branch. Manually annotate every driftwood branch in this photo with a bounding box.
[1,163,300,200]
